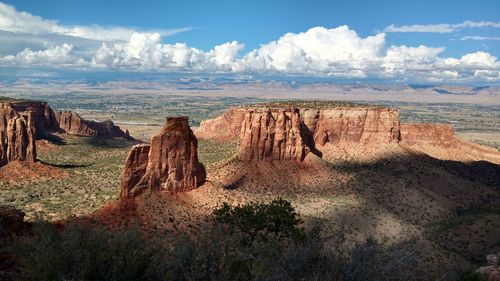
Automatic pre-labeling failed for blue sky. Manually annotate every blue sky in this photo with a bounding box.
[0,0,499,83]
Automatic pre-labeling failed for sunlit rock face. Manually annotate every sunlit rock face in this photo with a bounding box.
[199,103,401,162]
[56,111,133,139]
[120,117,206,198]
[0,112,36,166]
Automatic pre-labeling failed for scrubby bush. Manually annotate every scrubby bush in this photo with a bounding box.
[213,197,304,245]
[1,198,455,281]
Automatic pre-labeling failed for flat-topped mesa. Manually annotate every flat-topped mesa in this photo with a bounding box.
[1,98,133,140]
[0,113,36,166]
[120,117,206,199]
[198,102,401,162]
[1,100,59,137]
[56,111,133,140]
[400,123,456,148]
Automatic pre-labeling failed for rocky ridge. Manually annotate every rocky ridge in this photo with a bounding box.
[1,99,132,140]
[198,102,500,163]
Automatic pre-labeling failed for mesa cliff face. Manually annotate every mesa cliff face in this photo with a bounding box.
[0,99,133,140]
[56,111,132,139]
[0,113,36,166]
[197,108,248,140]
[198,104,401,162]
[238,108,308,161]
[400,123,500,163]
[120,117,206,198]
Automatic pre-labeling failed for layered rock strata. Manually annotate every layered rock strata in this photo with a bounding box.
[400,123,500,163]
[0,113,36,166]
[0,99,132,140]
[120,117,206,198]
[234,106,400,161]
[56,111,133,139]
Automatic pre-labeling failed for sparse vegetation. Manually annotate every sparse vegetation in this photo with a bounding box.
[2,199,438,281]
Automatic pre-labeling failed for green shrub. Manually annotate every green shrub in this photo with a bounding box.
[213,198,304,245]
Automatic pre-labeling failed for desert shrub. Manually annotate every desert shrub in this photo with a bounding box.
[7,222,166,281]
[213,197,304,245]
[2,198,458,281]
[461,269,488,281]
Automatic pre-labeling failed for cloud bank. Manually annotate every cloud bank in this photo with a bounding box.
[0,2,499,82]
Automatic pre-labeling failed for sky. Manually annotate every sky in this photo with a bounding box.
[0,0,499,83]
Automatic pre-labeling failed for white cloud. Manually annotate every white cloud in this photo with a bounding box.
[241,26,385,77]
[385,20,500,33]
[382,45,444,74]
[0,2,190,42]
[0,43,85,66]
[0,2,499,82]
[460,36,500,41]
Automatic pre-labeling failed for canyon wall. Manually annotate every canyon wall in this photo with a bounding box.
[198,104,500,164]
[56,111,133,139]
[120,117,206,198]
[1,99,132,140]
[196,108,248,140]
[238,108,308,161]
[198,105,400,162]
[400,123,500,163]
[0,113,36,166]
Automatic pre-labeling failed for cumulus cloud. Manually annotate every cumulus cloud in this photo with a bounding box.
[385,20,500,33]
[1,26,499,82]
[0,2,499,82]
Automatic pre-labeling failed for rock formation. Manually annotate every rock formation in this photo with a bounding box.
[0,98,133,140]
[197,108,248,140]
[120,144,150,198]
[56,110,98,136]
[120,117,206,198]
[3,100,59,136]
[0,113,36,166]
[400,123,500,163]
[238,108,308,161]
[200,104,401,162]
[56,110,133,139]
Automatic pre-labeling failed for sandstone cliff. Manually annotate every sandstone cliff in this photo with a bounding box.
[56,111,133,139]
[120,144,150,198]
[2,100,59,136]
[0,113,36,166]
[0,99,133,140]
[238,108,308,161]
[120,117,206,198]
[197,108,248,140]
[400,123,500,163]
[199,103,400,162]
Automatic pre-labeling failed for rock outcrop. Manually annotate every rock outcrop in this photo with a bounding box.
[2,100,59,137]
[238,108,309,161]
[56,110,98,136]
[400,123,500,163]
[197,108,248,140]
[120,117,206,198]
[120,144,150,198]
[0,113,36,166]
[56,111,133,139]
[201,103,400,162]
